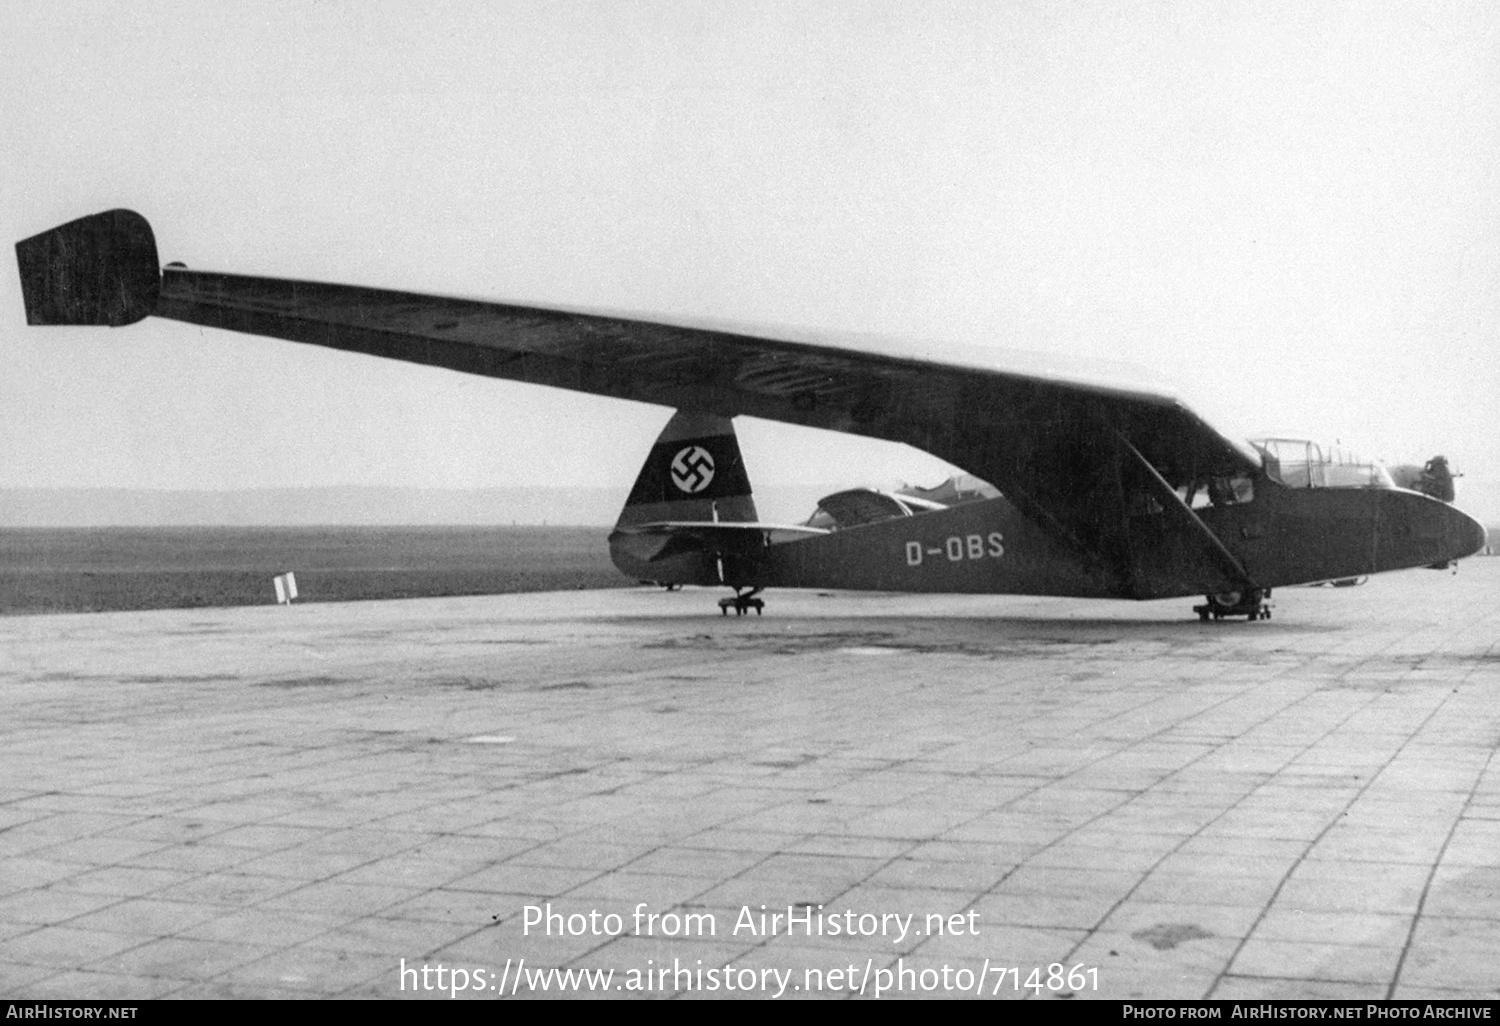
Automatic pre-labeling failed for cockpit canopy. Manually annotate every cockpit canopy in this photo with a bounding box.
[804,489,946,531]
[804,475,999,531]
[1250,438,1396,490]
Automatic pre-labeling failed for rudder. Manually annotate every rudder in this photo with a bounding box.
[614,411,757,529]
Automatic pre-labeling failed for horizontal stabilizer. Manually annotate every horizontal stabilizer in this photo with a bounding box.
[616,520,828,541]
[15,210,160,326]
[609,519,822,572]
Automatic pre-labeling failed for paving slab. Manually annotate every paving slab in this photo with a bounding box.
[1,562,1498,998]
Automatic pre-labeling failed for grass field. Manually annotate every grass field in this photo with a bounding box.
[0,526,625,615]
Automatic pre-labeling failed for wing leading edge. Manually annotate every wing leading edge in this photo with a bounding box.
[17,209,1261,597]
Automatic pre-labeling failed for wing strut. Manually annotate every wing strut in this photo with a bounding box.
[1112,431,1259,593]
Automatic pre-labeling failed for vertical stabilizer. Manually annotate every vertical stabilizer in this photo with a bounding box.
[615,411,758,529]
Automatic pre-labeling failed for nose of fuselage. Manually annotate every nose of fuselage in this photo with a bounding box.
[1387,492,1488,571]
[1450,504,1489,560]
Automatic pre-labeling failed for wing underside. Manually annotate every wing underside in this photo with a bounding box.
[18,209,1262,598]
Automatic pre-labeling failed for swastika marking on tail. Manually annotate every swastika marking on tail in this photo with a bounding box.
[670,446,716,493]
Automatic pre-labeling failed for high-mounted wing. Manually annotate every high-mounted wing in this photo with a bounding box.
[17,210,1261,596]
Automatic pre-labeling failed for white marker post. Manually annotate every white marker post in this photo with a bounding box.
[273,571,299,605]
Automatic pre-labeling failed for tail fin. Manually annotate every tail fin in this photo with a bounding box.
[614,411,757,529]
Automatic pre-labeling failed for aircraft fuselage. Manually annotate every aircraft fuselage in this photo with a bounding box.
[622,475,1487,601]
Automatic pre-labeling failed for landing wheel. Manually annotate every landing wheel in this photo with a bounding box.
[718,587,765,617]
[1193,588,1272,622]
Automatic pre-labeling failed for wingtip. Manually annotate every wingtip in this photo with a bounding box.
[16,209,160,326]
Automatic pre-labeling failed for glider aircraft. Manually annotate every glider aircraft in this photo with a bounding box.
[15,210,1488,620]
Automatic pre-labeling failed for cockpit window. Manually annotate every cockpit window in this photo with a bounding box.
[1213,475,1255,505]
[1250,438,1395,490]
[1176,475,1254,508]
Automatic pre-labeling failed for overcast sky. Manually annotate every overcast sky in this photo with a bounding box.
[4,1,1497,508]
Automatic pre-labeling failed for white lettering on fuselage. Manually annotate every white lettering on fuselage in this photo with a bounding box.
[906,532,1004,567]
